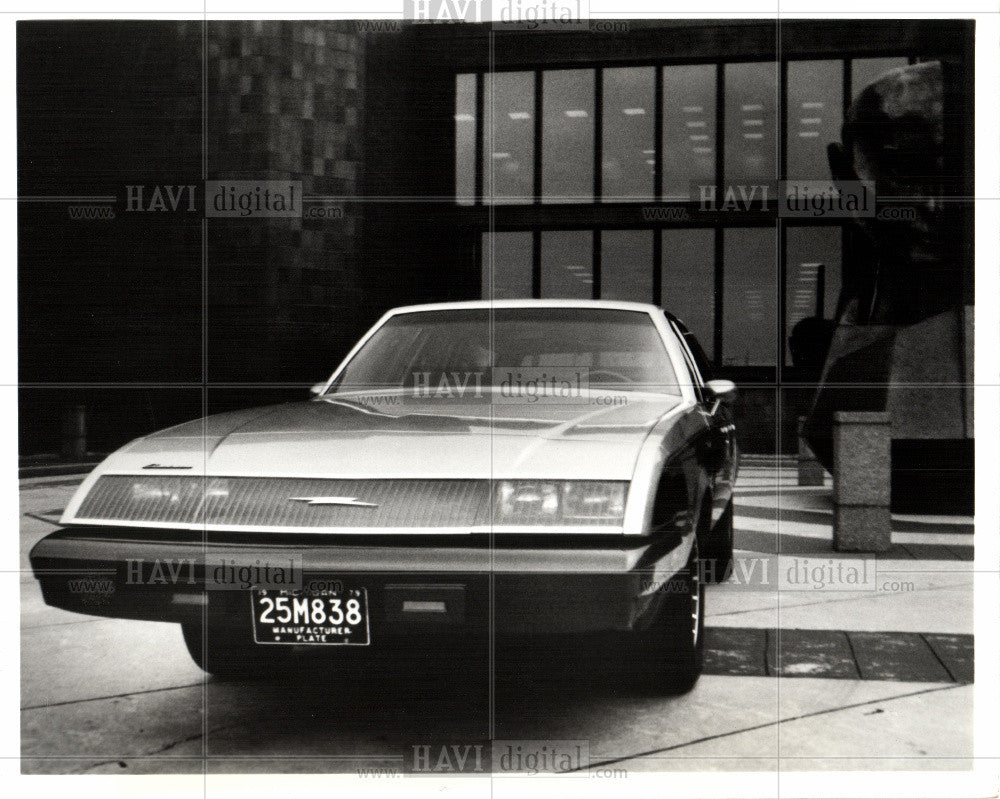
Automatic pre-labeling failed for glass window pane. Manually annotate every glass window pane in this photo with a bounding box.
[541,231,593,299]
[787,60,843,182]
[724,62,778,186]
[661,229,715,352]
[542,69,594,203]
[723,227,777,366]
[851,57,909,99]
[483,71,534,204]
[481,232,533,300]
[601,67,655,202]
[600,230,653,302]
[455,74,477,205]
[785,226,842,365]
[662,65,716,201]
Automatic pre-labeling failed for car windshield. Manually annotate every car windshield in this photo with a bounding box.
[328,307,681,396]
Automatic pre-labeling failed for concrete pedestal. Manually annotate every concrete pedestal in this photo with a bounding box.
[833,411,891,552]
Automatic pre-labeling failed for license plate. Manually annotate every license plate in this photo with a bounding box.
[251,587,370,645]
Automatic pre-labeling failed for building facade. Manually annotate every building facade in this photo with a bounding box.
[18,19,974,457]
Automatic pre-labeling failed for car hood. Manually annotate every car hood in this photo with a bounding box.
[93,391,687,481]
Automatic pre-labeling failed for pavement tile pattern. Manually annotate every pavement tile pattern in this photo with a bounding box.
[704,628,973,683]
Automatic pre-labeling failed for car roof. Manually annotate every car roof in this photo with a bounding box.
[385,299,664,316]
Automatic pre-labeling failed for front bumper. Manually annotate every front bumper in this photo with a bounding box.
[29,527,693,639]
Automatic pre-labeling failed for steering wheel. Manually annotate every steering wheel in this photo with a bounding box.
[588,369,630,383]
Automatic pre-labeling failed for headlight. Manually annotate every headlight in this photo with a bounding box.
[494,480,627,526]
[561,481,627,521]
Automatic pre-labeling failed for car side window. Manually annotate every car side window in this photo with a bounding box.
[665,317,702,395]
[666,315,716,401]
[683,332,714,383]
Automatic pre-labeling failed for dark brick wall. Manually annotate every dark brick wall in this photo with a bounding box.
[18,21,368,455]
[205,21,366,382]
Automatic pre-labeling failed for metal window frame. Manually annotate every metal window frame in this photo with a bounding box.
[461,53,921,372]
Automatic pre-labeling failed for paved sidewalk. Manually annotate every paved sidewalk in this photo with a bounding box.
[708,464,975,682]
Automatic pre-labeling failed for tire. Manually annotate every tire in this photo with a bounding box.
[701,498,734,583]
[181,621,290,679]
[632,538,705,693]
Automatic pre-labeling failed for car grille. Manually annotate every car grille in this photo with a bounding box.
[75,476,492,529]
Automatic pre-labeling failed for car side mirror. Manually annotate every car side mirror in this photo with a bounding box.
[310,382,327,397]
[704,379,737,413]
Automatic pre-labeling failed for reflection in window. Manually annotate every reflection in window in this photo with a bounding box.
[662,65,716,201]
[601,230,653,302]
[723,228,777,366]
[481,232,533,300]
[542,70,595,203]
[661,229,715,353]
[785,226,842,365]
[851,57,909,99]
[483,72,534,204]
[787,61,843,182]
[601,67,655,202]
[541,231,593,299]
[455,74,477,205]
[724,62,778,186]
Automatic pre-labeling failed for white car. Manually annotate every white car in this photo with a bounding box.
[31,300,737,692]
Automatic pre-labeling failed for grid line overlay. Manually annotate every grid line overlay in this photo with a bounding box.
[13,12,983,789]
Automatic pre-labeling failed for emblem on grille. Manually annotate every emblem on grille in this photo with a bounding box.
[288,496,379,508]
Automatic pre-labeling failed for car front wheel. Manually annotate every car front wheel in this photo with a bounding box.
[632,539,705,693]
